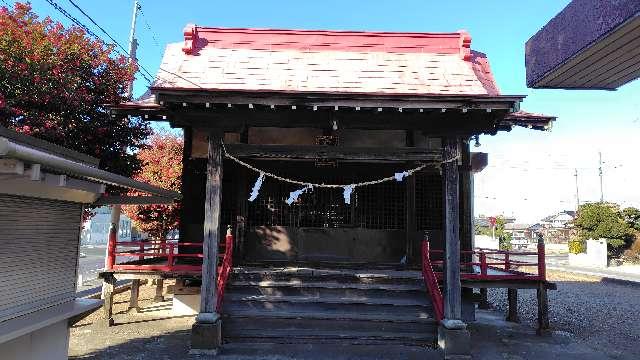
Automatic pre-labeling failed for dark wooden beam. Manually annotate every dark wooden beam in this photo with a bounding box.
[155,90,522,110]
[225,144,442,162]
[405,171,417,264]
[170,108,504,135]
[443,137,462,321]
[94,195,176,205]
[199,131,223,317]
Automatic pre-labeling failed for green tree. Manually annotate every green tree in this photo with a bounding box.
[574,202,633,252]
[622,207,640,231]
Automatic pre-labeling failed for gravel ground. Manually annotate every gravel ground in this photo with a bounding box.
[69,280,199,360]
[487,270,640,359]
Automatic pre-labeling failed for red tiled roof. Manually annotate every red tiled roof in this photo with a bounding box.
[151,25,501,96]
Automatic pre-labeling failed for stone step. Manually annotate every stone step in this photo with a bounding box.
[217,342,441,360]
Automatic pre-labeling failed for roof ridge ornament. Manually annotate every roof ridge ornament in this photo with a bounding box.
[458,29,472,61]
[182,24,198,54]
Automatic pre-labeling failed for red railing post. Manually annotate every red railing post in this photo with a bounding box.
[480,251,487,276]
[420,236,444,323]
[167,243,174,270]
[216,225,234,312]
[537,237,546,280]
[106,226,116,270]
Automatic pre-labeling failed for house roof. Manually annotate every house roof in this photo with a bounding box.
[504,223,533,230]
[151,26,501,96]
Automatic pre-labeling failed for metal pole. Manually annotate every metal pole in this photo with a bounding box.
[574,168,580,210]
[102,204,121,299]
[126,0,140,98]
[598,152,604,202]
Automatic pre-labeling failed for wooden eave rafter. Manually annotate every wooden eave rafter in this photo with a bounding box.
[225,144,442,162]
[109,90,524,122]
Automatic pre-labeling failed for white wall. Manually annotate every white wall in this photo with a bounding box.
[1,320,69,360]
[568,239,608,268]
[474,235,498,249]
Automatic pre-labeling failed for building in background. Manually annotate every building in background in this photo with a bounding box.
[533,210,576,244]
[81,206,140,245]
[504,223,534,249]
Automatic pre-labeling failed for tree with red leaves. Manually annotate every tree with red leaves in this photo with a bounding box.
[123,133,182,240]
[0,2,150,177]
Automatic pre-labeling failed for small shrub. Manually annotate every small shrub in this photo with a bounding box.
[622,233,640,264]
[568,238,586,254]
[499,233,512,251]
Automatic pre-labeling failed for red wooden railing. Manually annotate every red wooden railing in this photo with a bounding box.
[110,240,204,272]
[420,238,547,322]
[106,228,235,312]
[216,228,234,312]
[421,241,444,322]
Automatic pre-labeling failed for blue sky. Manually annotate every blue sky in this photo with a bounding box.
[23,0,640,222]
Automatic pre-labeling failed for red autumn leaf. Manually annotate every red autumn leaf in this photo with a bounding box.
[122,133,183,240]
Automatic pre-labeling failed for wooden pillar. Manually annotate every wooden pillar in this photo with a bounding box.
[506,288,519,322]
[537,282,550,334]
[191,131,224,353]
[102,275,116,326]
[443,137,461,321]
[199,131,223,319]
[478,288,490,309]
[235,153,248,262]
[154,279,164,302]
[405,172,416,265]
[459,140,474,319]
[459,141,472,265]
[437,138,470,358]
[128,279,140,312]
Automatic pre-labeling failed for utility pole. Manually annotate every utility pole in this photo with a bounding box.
[574,168,580,210]
[598,152,604,202]
[104,1,139,298]
[125,0,140,98]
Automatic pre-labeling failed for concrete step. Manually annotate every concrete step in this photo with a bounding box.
[217,342,441,360]
[227,283,426,301]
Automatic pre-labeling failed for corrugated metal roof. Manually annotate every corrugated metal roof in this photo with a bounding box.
[150,26,501,96]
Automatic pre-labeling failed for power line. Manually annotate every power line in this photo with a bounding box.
[44,0,100,39]
[61,0,204,90]
[65,0,154,82]
[44,0,153,84]
[137,2,160,48]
